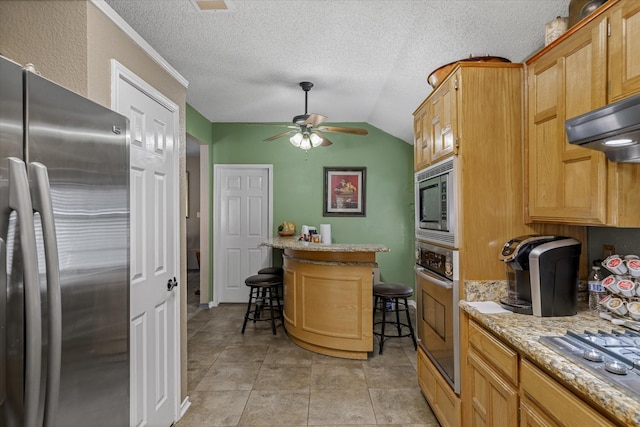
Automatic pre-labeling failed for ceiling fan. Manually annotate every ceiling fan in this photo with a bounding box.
[263,81,368,150]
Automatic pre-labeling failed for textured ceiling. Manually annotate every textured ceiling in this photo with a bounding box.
[104,0,570,144]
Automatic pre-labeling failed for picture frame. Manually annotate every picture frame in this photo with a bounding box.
[323,167,366,217]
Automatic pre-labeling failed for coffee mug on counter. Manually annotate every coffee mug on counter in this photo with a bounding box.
[627,258,640,277]
[606,297,628,316]
[603,255,628,275]
[602,275,619,294]
[616,279,636,297]
[627,301,640,320]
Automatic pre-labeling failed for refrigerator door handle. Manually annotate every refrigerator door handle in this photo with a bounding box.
[29,162,61,427]
[8,157,42,427]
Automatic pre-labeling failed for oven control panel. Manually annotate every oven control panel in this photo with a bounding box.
[416,241,454,280]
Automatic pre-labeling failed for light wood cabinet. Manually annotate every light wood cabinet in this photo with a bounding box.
[466,320,519,427]
[428,76,457,164]
[467,351,519,427]
[462,314,619,427]
[519,359,616,427]
[609,0,640,101]
[413,103,430,171]
[417,346,461,427]
[525,0,640,226]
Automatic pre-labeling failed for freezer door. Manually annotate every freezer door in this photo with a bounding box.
[25,70,130,427]
[1,56,27,427]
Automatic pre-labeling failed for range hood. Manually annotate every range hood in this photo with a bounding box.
[565,92,640,163]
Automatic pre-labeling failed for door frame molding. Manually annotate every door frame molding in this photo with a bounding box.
[212,164,273,306]
[110,59,183,424]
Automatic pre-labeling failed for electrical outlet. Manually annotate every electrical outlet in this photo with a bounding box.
[602,244,616,259]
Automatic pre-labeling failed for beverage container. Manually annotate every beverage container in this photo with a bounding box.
[588,266,605,312]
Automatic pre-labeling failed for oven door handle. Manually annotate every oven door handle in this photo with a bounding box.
[415,266,453,289]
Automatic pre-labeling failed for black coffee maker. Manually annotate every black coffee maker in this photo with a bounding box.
[499,235,582,316]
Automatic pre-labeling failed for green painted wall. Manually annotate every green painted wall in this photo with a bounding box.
[186,103,213,144]
[211,122,416,288]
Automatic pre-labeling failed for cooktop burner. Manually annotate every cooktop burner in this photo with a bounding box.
[539,330,640,398]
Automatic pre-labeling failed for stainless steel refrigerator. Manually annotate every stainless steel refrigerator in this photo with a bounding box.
[0,56,129,427]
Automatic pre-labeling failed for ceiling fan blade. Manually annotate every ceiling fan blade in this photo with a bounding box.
[248,123,298,129]
[317,126,368,135]
[264,130,295,141]
[304,113,327,127]
[315,131,333,146]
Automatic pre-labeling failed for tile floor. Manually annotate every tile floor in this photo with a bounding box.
[177,271,440,427]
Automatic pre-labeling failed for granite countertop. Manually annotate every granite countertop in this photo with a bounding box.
[460,301,640,426]
[261,236,390,253]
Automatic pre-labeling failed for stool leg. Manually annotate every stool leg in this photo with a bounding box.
[403,297,417,350]
[372,295,379,323]
[394,298,402,335]
[267,286,277,335]
[241,287,254,334]
[379,297,388,354]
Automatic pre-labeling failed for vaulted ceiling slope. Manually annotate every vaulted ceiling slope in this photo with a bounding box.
[104,0,570,144]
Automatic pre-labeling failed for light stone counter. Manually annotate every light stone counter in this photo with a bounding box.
[261,236,390,253]
[460,300,640,426]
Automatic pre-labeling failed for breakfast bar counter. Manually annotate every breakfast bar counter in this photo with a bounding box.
[261,237,389,359]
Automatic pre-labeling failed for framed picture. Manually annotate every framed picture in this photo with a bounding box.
[323,167,366,217]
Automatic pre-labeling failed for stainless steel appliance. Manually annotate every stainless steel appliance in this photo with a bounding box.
[499,235,581,317]
[565,91,640,163]
[415,158,455,246]
[539,329,640,398]
[415,240,460,393]
[1,56,130,427]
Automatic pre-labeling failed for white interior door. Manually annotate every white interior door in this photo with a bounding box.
[114,63,179,427]
[214,165,272,303]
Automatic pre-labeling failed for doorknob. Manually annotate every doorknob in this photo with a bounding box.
[167,277,178,291]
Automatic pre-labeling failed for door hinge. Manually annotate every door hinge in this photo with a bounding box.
[454,78,459,90]
[455,137,460,149]
[607,22,611,37]
[607,80,611,95]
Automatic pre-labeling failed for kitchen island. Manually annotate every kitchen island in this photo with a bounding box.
[261,237,389,359]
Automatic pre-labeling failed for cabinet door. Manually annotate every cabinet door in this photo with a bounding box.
[414,103,430,171]
[526,16,608,224]
[520,398,557,427]
[609,0,640,101]
[467,350,518,427]
[430,76,457,163]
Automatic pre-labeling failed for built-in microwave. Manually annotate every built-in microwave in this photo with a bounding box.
[415,157,456,247]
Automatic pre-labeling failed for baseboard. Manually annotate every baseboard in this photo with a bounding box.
[199,301,216,309]
[408,299,417,309]
[180,396,191,418]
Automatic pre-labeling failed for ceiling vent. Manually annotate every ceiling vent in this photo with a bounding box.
[190,0,230,12]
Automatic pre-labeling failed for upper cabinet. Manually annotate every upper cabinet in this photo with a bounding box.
[413,75,458,171]
[525,0,640,227]
[609,0,640,101]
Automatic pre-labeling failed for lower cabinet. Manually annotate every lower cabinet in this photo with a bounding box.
[417,346,461,427]
[467,350,519,426]
[462,316,619,427]
[519,359,615,427]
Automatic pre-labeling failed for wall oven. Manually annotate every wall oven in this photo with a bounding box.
[415,240,460,394]
[415,157,455,246]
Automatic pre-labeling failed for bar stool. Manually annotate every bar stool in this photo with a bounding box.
[372,282,417,354]
[257,266,283,276]
[241,273,283,335]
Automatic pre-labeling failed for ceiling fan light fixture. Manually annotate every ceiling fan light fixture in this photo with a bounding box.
[290,132,303,147]
[299,136,312,150]
[310,132,323,147]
